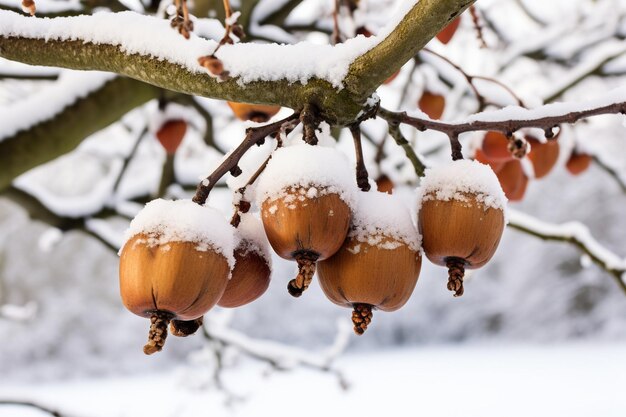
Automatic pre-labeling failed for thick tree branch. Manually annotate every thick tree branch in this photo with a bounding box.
[344,0,475,99]
[0,33,360,124]
[0,1,475,123]
[508,209,626,295]
[0,77,159,190]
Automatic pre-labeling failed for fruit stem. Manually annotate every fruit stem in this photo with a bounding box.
[446,258,465,297]
[170,317,203,337]
[352,303,373,335]
[143,311,174,355]
[288,253,319,297]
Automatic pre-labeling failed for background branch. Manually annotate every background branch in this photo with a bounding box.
[0,77,159,191]
[508,209,626,294]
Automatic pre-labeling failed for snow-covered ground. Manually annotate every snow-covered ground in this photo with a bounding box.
[2,343,625,417]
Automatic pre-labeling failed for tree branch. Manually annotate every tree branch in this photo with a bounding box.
[0,400,63,416]
[0,1,476,123]
[192,112,300,204]
[508,209,626,295]
[344,0,475,99]
[202,311,350,389]
[0,76,159,191]
[378,95,626,138]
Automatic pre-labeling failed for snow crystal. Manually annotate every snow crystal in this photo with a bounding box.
[255,144,358,208]
[417,160,508,213]
[349,191,421,252]
[235,213,272,266]
[121,199,235,269]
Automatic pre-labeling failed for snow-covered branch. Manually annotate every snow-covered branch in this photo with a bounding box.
[0,0,474,122]
[379,85,626,140]
[0,400,65,417]
[0,301,37,322]
[0,76,159,190]
[202,310,351,387]
[508,209,626,294]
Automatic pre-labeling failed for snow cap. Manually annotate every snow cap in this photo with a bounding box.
[417,160,507,212]
[122,199,235,269]
[235,213,272,267]
[255,144,357,209]
[350,191,421,252]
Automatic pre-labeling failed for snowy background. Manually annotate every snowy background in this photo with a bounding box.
[1,0,626,416]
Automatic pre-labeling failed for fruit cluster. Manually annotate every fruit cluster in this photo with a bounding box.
[119,129,507,354]
[474,131,592,201]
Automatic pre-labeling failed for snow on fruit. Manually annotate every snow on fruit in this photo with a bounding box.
[317,191,422,335]
[119,199,234,354]
[418,160,506,297]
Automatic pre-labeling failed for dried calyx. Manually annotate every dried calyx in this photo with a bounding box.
[418,160,506,297]
[119,200,234,354]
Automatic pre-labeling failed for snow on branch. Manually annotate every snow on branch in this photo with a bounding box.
[202,310,351,383]
[0,71,115,142]
[0,9,375,88]
[0,301,37,322]
[379,84,626,138]
[0,0,475,118]
[508,209,626,293]
[0,77,159,190]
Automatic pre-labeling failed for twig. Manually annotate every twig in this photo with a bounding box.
[192,112,300,205]
[230,152,274,227]
[378,99,626,139]
[202,312,350,389]
[331,0,341,45]
[421,49,525,108]
[0,400,62,416]
[385,120,426,178]
[188,98,220,150]
[421,48,486,110]
[592,155,626,194]
[350,125,370,191]
[112,126,148,193]
[156,153,175,198]
[513,0,547,26]
[508,209,626,295]
[469,5,487,48]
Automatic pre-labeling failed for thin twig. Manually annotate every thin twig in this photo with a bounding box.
[0,400,62,416]
[201,313,350,389]
[421,49,525,108]
[513,0,548,26]
[112,126,148,193]
[385,121,426,178]
[192,112,300,205]
[469,5,487,48]
[592,155,626,194]
[350,125,370,191]
[332,0,342,45]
